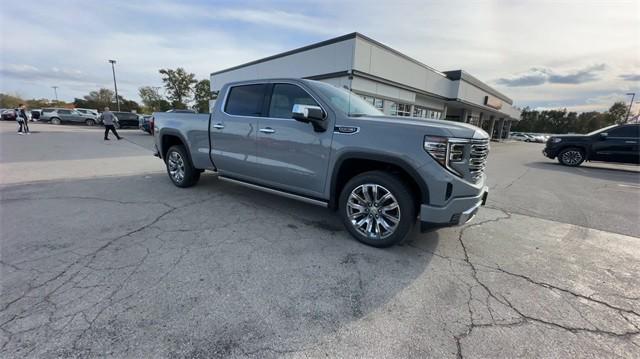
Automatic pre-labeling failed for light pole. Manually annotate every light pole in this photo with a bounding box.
[625,93,635,123]
[108,59,120,111]
[52,86,58,103]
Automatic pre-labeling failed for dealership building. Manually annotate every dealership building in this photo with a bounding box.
[210,33,520,139]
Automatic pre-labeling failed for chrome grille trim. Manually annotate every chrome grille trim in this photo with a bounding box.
[469,140,490,181]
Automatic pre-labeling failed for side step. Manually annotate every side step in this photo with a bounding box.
[218,176,328,207]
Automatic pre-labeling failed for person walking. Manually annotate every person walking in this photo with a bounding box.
[16,104,30,135]
[100,107,122,141]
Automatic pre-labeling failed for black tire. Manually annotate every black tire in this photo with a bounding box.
[558,147,585,167]
[51,117,61,125]
[339,171,416,248]
[165,145,200,187]
[85,119,96,126]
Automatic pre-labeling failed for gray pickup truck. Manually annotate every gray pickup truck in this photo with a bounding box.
[152,78,489,247]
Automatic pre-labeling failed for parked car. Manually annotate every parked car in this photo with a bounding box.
[510,133,533,142]
[75,108,99,118]
[1,109,16,121]
[111,112,140,128]
[31,109,41,120]
[543,124,640,166]
[41,108,99,126]
[166,109,196,114]
[526,133,546,143]
[153,78,490,247]
[139,115,153,134]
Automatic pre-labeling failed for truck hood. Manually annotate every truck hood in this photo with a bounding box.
[356,115,489,139]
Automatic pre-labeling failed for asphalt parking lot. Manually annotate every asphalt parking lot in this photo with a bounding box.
[1,122,639,358]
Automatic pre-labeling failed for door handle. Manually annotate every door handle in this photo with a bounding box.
[259,127,275,134]
[213,123,225,129]
[624,140,637,144]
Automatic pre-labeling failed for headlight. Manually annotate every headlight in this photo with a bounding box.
[424,136,468,177]
[551,138,562,143]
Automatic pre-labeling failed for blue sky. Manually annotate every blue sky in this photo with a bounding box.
[1,0,638,113]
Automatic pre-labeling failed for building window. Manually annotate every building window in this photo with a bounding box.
[413,106,442,119]
[390,102,411,117]
[361,95,384,111]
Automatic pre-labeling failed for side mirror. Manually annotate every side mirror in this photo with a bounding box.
[291,104,327,132]
[600,132,608,140]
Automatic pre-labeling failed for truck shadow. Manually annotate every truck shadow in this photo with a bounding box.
[1,171,443,357]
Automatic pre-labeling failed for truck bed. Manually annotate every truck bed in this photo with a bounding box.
[152,112,213,170]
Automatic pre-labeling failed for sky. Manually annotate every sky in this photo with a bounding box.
[0,0,638,113]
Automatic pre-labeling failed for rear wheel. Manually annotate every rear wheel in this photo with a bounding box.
[339,171,415,247]
[165,145,200,187]
[558,147,585,166]
[85,119,96,126]
[51,117,61,125]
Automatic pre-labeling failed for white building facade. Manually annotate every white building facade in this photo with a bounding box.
[210,33,520,139]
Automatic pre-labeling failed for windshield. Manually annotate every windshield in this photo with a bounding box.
[586,124,617,136]
[310,81,383,117]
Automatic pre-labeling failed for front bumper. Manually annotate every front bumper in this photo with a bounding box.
[420,187,488,230]
[542,147,558,159]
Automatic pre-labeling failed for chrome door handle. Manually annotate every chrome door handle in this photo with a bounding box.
[259,127,275,134]
[213,123,225,129]
[624,140,637,144]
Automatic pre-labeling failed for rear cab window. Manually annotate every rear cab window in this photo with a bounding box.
[224,84,267,117]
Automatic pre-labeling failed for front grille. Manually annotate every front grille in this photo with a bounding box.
[468,140,489,182]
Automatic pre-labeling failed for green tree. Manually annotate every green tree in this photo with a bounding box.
[74,88,139,112]
[607,101,628,124]
[193,79,211,113]
[138,86,171,113]
[158,68,197,109]
[0,93,24,108]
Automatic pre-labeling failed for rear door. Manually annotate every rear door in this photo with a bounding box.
[592,125,640,164]
[255,82,333,197]
[56,109,73,122]
[210,83,266,180]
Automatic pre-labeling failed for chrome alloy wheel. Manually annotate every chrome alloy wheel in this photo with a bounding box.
[561,150,583,165]
[346,184,401,239]
[167,151,185,183]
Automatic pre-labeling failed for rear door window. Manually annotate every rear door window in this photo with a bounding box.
[225,84,267,117]
[608,125,640,138]
[57,110,71,115]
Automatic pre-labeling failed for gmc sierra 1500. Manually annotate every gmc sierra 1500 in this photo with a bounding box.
[153,78,489,247]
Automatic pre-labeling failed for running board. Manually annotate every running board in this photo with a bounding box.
[218,176,328,207]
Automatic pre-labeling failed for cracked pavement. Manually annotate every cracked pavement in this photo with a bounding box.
[1,123,639,358]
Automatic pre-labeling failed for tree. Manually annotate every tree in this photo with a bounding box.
[73,88,139,112]
[193,79,211,113]
[158,68,197,109]
[607,101,628,124]
[138,86,171,113]
[0,93,24,108]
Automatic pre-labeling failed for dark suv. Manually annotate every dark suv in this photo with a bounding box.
[543,124,640,166]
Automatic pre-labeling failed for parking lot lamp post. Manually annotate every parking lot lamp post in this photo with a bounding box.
[108,60,120,111]
[626,93,635,123]
[52,86,58,103]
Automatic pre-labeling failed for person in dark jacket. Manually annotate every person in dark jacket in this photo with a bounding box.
[17,104,30,135]
[100,107,122,140]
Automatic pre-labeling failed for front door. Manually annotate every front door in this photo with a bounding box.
[209,83,266,180]
[255,82,333,198]
[592,125,640,164]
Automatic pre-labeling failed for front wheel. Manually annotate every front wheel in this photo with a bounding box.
[85,119,96,126]
[165,145,200,187]
[51,117,61,125]
[339,171,415,247]
[558,147,585,166]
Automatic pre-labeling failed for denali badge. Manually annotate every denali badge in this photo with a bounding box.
[334,126,359,134]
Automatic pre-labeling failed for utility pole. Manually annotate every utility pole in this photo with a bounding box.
[52,86,59,103]
[625,93,635,123]
[108,60,120,111]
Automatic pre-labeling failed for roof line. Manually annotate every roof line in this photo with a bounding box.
[210,33,359,76]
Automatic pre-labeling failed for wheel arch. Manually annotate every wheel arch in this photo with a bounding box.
[329,152,428,210]
[159,130,194,165]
